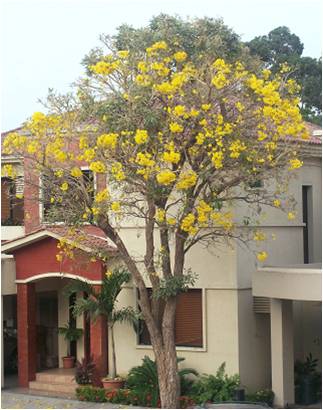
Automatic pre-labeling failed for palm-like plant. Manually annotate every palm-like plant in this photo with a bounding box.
[64,267,139,379]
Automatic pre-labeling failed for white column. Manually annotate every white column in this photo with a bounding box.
[270,298,295,407]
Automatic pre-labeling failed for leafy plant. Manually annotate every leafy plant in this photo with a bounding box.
[76,385,106,402]
[126,356,198,407]
[58,322,83,357]
[75,355,96,385]
[295,353,319,382]
[64,267,140,379]
[246,389,274,406]
[295,353,321,402]
[190,363,240,404]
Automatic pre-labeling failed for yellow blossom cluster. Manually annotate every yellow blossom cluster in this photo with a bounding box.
[176,170,197,190]
[156,170,176,186]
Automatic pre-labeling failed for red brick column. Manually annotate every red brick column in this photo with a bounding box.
[17,283,37,387]
[90,285,108,381]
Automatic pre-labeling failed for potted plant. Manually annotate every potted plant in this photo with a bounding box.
[75,355,96,386]
[58,322,83,369]
[295,353,321,405]
[65,267,139,389]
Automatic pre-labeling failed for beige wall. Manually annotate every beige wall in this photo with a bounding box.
[112,286,240,378]
[237,290,271,391]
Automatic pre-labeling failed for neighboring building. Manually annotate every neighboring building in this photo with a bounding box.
[1,123,322,407]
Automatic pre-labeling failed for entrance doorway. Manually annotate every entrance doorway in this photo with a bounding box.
[36,291,58,370]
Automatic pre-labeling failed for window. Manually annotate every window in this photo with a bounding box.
[138,289,203,348]
[248,179,263,189]
[302,185,313,264]
[1,177,24,225]
[42,169,94,222]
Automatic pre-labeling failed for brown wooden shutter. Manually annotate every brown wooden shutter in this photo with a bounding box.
[138,289,203,348]
[175,289,203,347]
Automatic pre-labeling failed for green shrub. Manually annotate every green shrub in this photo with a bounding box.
[190,363,240,404]
[246,389,274,406]
[126,356,198,407]
[76,386,106,402]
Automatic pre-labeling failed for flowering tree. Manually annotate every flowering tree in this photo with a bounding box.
[3,20,308,408]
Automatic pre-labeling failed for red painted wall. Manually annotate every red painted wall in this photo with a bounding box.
[13,237,105,281]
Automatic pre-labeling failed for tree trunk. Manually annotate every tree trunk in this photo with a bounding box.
[109,323,117,379]
[152,296,179,408]
[154,344,180,408]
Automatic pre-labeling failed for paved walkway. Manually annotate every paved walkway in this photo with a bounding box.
[1,391,138,409]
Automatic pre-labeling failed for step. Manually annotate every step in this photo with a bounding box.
[29,380,77,394]
[35,372,77,384]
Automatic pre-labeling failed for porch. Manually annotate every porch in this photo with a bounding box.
[1,227,116,389]
[252,263,322,408]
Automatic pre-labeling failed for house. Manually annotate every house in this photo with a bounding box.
[1,123,322,407]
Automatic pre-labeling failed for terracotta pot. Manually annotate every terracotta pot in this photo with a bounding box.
[62,356,75,369]
[102,379,125,390]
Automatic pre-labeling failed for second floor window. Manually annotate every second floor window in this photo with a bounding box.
[1,177,24,226]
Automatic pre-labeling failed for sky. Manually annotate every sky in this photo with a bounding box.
[1,0,322,131]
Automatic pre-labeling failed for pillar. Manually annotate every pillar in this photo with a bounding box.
[17,283,36,387]
[270,298,295,407]
[90,285,108,380]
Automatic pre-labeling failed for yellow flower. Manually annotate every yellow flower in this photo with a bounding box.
[111,162,125,181]
[105,270,113,277]
[273,199,281,208]
[83,148,96,162]
[169,122,183,133]
[155,208,165,222]
[117,50,129,59]
[173,51,187,62]
[156,170,176,186]
[32,111,46,122]
[167,217,176,225]
[89,161,106,173]
[146,41,168,55]
[257,251,268,262]
[135,129,148,144]
[60,182,68,191]
[253,231,266,241]
[95,189,109,203]
[111,201,121,212]
[173,105,186,117]
[97,133,118,149]
[176,170,197,190]
[90,60,120,75]
[71,167,83,178]
[201,104,211,111]
[138,61,148,73]
[288,212,295,220]
[289,158,303,170]
[136,152,155,167]
[181,213,196,234]
[55,170,64,178]
[162,151,180,164]
[56,254,63,262]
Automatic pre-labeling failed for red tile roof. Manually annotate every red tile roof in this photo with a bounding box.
[2,225,117,255]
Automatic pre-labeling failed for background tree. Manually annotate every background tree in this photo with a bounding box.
[247,26,322,124]
[3,16,308,408]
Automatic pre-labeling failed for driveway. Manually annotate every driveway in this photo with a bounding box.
[1,391,138,409]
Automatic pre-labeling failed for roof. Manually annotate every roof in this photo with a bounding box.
[1,225,117,255]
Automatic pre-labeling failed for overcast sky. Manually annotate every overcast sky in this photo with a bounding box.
[1,0,322,131]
